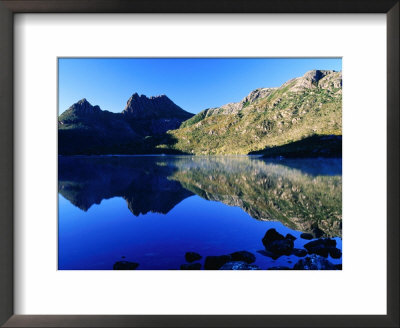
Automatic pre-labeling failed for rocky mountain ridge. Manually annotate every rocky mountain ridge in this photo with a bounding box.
[203,87,276,117]
[58,93,194,154]
[122,93,193,120]
[58,69,342,155]
[64,98,101,116]
[282,70,342,92]
[169,69,342,154]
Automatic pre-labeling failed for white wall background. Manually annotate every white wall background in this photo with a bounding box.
[14,14,387,315]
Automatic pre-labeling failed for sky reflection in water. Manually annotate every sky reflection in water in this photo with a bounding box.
[58,156,342,270]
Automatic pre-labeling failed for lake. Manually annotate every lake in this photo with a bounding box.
[58,155,342,270]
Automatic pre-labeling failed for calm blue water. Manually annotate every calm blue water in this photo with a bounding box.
[58,156,342,270]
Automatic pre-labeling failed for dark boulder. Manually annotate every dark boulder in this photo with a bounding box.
[262,228,295,256]
[230,251,256,264]
[300,233,313,240]
[304,238,337,257]
[180,263,202,270]
[185,252,202,263]
[329,248,342,259]
[220,261,260,270]
[257,249,280,260]
[262,228,284,246]
[204,255,232,270]
[293,248,307,257]
[293,255,336,270]
[285,233,297,241]
[113,261,139,270]
[268,239,294,256]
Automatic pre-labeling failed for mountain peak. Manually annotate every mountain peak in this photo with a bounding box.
[282,69,341,92]
[127,93,170,102]
[123,93,193,120]
[67,98,101,115]
[302,69,333,83]
[77,98,88,104]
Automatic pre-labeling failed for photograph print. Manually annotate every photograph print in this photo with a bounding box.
[58,58,342,270]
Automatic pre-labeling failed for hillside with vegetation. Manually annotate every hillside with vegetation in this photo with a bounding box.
[165,70,342,155]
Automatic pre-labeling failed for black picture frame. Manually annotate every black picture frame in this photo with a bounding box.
[0,0,398,327]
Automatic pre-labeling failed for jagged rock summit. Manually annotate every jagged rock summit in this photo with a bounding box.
[58,98,106,126]
[120,92,194,135]
[66,98,102,115]
[58,93,196,154]
[122,93,193,120]
[282,69,342,92]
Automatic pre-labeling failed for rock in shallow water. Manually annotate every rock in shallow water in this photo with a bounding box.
[300,233,313,240]
[262,228,285,245]
[262,229,294,256]
[304,238,339,258]
[219,261,260,270]
[257,249,279,260]
[329,247,342,259]
[285,233,297,241]
[204,255,232,270]
[293,255,336,270]
[204,251,256,269]
[293,248,307,257]
[113,261,139,270]
[268,239,294,256]
[185,252,202,263]
[180,263,202,270]
[230,251,256,264]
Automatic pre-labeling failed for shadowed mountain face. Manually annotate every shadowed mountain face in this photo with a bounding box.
[122,93,194,136]
[122,93,193,120]
[58,95,194,155]
[249,134,342,158]
[58,99,143,155]
[59,156,341,237]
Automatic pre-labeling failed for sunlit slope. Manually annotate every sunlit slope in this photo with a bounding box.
[167,70,342,155]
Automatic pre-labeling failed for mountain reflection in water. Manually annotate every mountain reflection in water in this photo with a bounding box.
[58,155,342,270]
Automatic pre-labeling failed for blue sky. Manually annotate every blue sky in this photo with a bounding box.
[58,58,341,115]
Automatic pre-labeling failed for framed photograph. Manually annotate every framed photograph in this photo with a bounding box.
[57,57,344,272]
[0,0,398,327]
